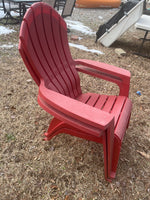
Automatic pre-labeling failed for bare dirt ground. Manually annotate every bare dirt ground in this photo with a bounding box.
[0,5,150,200]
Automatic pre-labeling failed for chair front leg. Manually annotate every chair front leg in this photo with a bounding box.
[103,121,114,182]
[44,117,63,140]
[111,136,122,177]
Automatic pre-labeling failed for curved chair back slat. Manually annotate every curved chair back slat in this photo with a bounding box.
[19,2,81,98]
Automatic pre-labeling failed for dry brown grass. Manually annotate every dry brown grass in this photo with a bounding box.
[0,14,150,200]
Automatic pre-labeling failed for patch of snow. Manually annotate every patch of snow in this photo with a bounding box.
[98,16,103,20]
[66,20,95,35]
[0,44,17,49]
[0,9,5,19]
[78,37,83,40]
[57,9,63,15]
[0,26,15,35]
[69,43,104,55]
[0,6,17,35]
[0,6,19,19]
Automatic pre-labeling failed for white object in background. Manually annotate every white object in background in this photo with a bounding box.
[98,0,144,47]
[135,14,150,31]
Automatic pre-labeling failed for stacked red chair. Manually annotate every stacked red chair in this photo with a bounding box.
[19,2,132,181]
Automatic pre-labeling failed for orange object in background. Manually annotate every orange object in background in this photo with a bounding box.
[75,0,121,8]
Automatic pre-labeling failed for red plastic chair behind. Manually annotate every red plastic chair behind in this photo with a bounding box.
[19,2,132,181]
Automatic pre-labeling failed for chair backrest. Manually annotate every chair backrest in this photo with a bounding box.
[62,0,76,18]
[44,0,57,7]
[19,2,82,98]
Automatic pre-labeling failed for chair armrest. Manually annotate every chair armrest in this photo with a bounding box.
[38,80,114,137]
[75,59,131,97]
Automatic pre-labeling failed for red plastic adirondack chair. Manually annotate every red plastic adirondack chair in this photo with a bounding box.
[19,2,132,181]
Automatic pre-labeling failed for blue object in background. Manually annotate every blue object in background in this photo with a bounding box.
[136,91,141,96]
